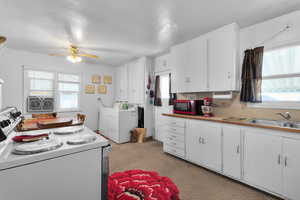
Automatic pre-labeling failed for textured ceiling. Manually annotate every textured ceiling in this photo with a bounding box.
[1,0,300,66]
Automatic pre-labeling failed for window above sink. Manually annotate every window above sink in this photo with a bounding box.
[249,44,300,110]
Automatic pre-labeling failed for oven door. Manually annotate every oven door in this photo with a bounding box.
[174,101,192,114]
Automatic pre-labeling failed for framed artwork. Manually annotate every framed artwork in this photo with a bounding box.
[92,75,101,84]
[85,85,95,94]
[98,85,107,94]
[104,75,112,84]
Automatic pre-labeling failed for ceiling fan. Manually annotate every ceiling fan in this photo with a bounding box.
[49,45,99,63]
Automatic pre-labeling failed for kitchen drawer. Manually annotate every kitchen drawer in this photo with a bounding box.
[165,132,185,142]
[166,126,185,135]
[163,144,185,158]
[167,118,185,128]
[164,138,185,150]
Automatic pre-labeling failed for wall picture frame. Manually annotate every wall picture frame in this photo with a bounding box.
[98,85,107,94]
[85,85,95,94]
[92,75,101,84]
[104,75,112,84]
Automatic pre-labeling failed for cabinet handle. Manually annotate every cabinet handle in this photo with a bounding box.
[278,154,281,165]
[202,138,205,144]
[172,142,177,146]
[171,128,177,131]
[284,156,288,167]
[198,137,202,144]
[236,145,240,154]
[227,72,231,79]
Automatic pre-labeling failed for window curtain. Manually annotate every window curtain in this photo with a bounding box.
[168,73,177,105]
[154,75,162,106]
[240,46,264,103]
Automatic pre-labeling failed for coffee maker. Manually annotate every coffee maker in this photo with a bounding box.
[201,97,213,117]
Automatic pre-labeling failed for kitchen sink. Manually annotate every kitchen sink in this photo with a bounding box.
[248,119,300,129]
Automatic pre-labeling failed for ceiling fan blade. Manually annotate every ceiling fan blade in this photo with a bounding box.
[79,54,99,59]
[49,53,69,56]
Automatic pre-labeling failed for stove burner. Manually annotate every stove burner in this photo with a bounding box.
[12,139,63,155]
[66,135,96,145]
[53,126,84,135]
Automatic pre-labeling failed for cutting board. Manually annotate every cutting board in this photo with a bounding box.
[16,117,84,132]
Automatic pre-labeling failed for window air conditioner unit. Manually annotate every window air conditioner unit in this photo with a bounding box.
[27,96,54,113]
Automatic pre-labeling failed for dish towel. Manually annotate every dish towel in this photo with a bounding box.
[108,170,180,200]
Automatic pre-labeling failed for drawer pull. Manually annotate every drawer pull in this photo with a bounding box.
[278,154,281,165]
[171,142,177,146]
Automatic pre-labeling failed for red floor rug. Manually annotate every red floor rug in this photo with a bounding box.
[108,170,180,200]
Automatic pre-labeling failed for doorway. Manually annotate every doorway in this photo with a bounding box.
[154,72,173,142]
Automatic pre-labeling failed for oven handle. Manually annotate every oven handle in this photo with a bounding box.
[101,144,112,200]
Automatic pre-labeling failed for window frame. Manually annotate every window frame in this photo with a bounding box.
[248,44,300,110]
[23,68,82,113]
[57,73,81,112]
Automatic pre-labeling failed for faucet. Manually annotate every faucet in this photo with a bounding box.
[276,112,292,121]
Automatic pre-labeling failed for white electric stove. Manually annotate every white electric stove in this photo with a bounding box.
[0,109,110,200]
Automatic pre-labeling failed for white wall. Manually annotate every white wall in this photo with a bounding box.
[240,10,300,57]
[0,48,114,130]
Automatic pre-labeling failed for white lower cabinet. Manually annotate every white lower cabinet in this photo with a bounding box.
[283,138,300,200]
[244,129,283,194]
[222,125,241,179]
[186,120,222,172]
[162,117,300,199]
[163,118,186,159]
[244,129,300,199]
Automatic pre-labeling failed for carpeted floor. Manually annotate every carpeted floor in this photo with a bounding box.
[109,140,280,200]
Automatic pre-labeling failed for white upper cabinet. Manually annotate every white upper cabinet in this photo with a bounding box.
[115,65,128,101]
[154,53,171,73]
[185,37,208,92]
[170,36,208,93]
[170,42,187,93]
[128,58,145,104]
[207,23,239,91]
[169,23,239,93]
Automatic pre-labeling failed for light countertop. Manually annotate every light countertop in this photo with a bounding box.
[163,113,300,134]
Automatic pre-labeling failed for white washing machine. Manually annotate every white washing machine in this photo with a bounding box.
[0,108,110,200]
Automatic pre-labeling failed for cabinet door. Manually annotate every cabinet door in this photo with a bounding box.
[155,54,170,72]
[283,138,300,200]
[135,58,145,104]
[170,43,187,93]
[186,120,222,171]
[127,62,135,103]
[223,126,241,179]
[128,59,145,104]
[244,130,282,193]
[115,65,128,101]
[186,120,205,165]
[208,24,238,91]
[201,122,222,171]
[186,37,208,92]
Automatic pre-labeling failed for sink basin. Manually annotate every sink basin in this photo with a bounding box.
[248,119,300,129]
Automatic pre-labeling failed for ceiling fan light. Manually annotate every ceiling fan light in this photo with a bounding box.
[67,55,82,63]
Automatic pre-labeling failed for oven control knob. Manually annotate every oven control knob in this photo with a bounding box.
[0,121,7,128]
[0,120,10,128]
